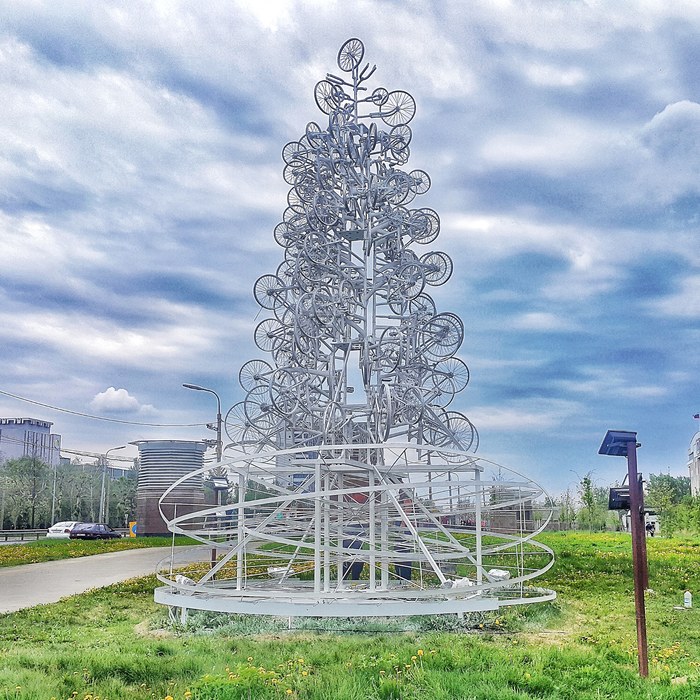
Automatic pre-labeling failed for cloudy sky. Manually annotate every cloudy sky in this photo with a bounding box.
[1,0,698,496]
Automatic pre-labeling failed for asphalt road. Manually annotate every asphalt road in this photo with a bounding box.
[0,547,191,614]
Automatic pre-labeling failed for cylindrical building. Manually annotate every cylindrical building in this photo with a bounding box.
[132,440,207,536]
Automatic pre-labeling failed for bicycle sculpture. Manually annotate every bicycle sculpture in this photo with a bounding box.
[156,39,555,618]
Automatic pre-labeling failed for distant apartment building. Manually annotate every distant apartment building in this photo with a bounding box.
[0,417,62,467]
[689,430,700,497]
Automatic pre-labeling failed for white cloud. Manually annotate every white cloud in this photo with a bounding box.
[478,117,612,172]
[649,275,700,318]
[470,399,580,431]
[511,312,577,332]
[555,368,669,401]
[523,62,588,88]
[90,387,155,414]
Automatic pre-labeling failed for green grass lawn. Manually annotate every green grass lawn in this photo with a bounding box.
[0,531,699,699]
[0,536,192,568]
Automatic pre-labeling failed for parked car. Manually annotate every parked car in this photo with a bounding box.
[46,521,83,539]
[69,523,122,540]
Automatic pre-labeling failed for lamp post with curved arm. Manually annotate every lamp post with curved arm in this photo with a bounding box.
[182,384,222,462]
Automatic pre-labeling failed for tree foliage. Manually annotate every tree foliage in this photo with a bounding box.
[0,458,136,530]
[644,473,695,535]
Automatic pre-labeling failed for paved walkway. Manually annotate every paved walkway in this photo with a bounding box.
[0,547,193,614]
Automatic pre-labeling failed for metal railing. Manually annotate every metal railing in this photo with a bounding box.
[0,529,46,542]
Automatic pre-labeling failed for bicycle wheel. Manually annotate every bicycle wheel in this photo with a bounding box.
[437,411,477,458]
[305,121,326,147]
[384,171,412,205]
[420,313,463,359]
[364,121,378,152]
[282,141,305,166]
[254,318,287,353]
[269,368,305,416]
[254,274,287,310]
[421,251,453,286]
[376,328,403,373]
[244,391,278,430]
[310,289,337,325]
[322,401,346,436]
[408,292,436,319]
[371,86,389,106]
[239,359,273,392]
[394,262,426,299]
[303,230,332,264]
[296,299,323,339]
[372,384,393,442]
[395,385,425,423]
[424,379,455,408]
[407,208,440,244]
[273,222,295,248]
[337,37,364,72]
[313,190,341,226]
[225,401,264,444]
[287,187,306,213]
[314,80,340,114]
[380,90,416,126]
[434,357,470,392]
[388,125,412,154]
[409,169,431,194]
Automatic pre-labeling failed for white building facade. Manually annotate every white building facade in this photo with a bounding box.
[0,417,62,467]
[688,431,700,497]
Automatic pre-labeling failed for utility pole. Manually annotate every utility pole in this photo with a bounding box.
[99,446,126,523]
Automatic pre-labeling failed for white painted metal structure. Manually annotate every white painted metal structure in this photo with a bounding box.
[155,39,555,617]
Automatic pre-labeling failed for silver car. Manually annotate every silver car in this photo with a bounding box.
[46,521,82,539]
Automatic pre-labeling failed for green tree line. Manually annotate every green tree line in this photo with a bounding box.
[0,457,136,530]
[552,471,698,535]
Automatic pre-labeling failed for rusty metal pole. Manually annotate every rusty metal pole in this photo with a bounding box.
[626,439,649,677]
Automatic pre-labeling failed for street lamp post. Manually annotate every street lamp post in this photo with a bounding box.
[599,430,649,677]
[182,384,223,462]
[183,383,226,574]
[99,445,126,523]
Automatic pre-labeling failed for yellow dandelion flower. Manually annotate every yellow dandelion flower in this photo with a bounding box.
[302,671,308,677]
[286,689,293,695]
[247,657,253,662]
[411,656,417,661]
[417,649,424,657]
[165,696,174,700]
[184,692,192,698]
